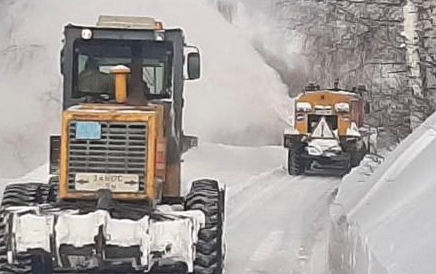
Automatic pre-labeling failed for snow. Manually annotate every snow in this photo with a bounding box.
[298,90,358,98]
[181,142,287,197]
[0,1,348,273]
[109,65,131,73]
[0,0,291,178]
[56,210,107,247]
[284,127,300,135]
[19,164,50,181]
[149,218,198,272]
[334,102,350,113]
[346,122,361,137]
[106,217,149,247]
[314,105,333,110]
[331,110,436,273]
[182,142,339,273]
[296,102,312,112]
[14,213,53,253]
[11,207,204,271]
[0,164,50,197]
[307,139,341,156]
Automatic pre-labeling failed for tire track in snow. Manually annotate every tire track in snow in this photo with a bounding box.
[226,167,301,227]
[225,174,299,271]
[227,166,289,200]
[224,174,339,274]
[245,230,285,273]
[291,177,338,274]
[224,171,303,273]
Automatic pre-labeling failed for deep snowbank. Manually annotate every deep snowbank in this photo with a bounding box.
[330,111,436,273]
[0,0,291,178]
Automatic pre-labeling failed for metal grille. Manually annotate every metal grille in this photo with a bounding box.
[67,121,148,191]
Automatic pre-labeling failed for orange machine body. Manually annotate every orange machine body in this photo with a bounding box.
[59,103,180,201]
[295,90,364,137]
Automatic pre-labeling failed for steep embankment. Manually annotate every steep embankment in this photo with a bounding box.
[331,111,436,273]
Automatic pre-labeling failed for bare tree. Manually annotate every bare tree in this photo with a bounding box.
[403,0,436,129]
[270,0,425,145]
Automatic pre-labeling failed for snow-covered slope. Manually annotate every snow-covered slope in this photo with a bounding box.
[0,0,291,178]
[331,111,436,273]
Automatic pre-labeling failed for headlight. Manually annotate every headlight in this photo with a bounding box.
[335,102,350,113]
[81,29,93,40]
[155,31,165,41]
[296,102,312,112]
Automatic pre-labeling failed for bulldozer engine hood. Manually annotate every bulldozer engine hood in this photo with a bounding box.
[59,104,165,201]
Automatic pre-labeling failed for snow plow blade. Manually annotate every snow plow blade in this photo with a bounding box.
[3,206,204,273]
[302,154,351,175]
[0,180,225,274]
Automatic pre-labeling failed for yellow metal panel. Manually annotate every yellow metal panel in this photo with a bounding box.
[295,90,360,136]
[59,113,70,200]
[298,91,355,106]
[338,115,351,136]
[296,119,307,133]
[146,115,157,199]
[97,15,157,29]
[59,109,158,200]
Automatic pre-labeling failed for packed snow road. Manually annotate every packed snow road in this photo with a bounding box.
[183,143,340,274]
[0,142,339,274]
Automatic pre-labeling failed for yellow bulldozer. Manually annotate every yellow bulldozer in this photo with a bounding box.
[284,83,376,175]
[0,16,225,273]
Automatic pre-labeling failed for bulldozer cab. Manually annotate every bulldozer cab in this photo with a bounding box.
[61,16,198,110]
[53,16,201,202]
[70,38,173,101]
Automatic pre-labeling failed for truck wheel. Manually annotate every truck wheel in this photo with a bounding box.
[185,179,224,274]
[288,145,304,175]
[0,183,50,274]
[349,143,367,168]
[349,151,360,168]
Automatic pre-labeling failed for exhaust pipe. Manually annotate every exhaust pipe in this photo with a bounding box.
[110,65,131,103]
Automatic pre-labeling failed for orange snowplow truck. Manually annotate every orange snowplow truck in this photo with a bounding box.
[284,83,374,175]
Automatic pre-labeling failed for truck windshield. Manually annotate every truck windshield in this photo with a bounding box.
[73,39,173,99]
